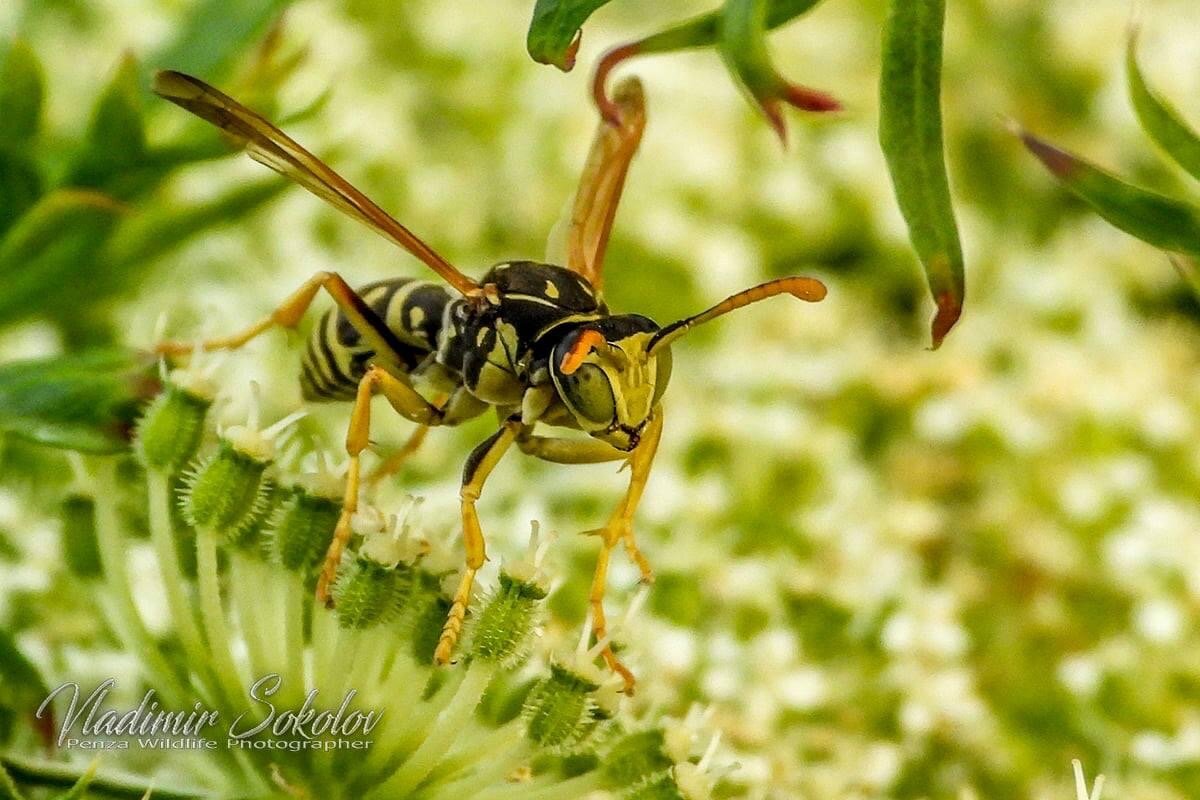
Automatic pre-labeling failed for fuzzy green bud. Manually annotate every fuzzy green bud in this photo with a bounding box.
[523,663,601,752]
[603,729,674,789]
[135,383,211,472]
[470,571,546,667]
[333,557,404,630]
[270,485,340,572]
[60,495,101,579]
[405,571,452,663]
[181,438,271,537]
[225,478,278,553]
[624,772,688,800]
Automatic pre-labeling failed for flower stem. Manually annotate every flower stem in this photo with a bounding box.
[195,527,248,711]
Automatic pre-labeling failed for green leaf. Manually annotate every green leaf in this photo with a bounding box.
[720,0,839,142]
[1018,127,1200,257]
[50,760,97,800]
[878,0,964,348]
[527,0,614,70]
[106,175,287,269]
[149,0,293,82]
[0,350,158,454]
[0,151,42,236]
[637,0,824,54]
[1127,29,1200,183]
[0,761,27,800]
[1,755,205,800]
[0,627,51,751]
[0,189,124,328]
[0,40,44,146]
[66,55,147,195]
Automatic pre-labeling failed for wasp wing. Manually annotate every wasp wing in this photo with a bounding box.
[153,70,478,295]
[561,77,646,294]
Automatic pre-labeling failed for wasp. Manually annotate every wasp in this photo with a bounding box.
[152,70,826,689]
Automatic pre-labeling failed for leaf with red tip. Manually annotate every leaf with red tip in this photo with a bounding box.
[1018,126,1200,256]
[879,0,965,349]
[720,0,840,144]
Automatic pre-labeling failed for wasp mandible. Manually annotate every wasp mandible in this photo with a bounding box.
[152,70,826,690]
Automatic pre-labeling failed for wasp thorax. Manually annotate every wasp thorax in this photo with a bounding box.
[549,316,671,451]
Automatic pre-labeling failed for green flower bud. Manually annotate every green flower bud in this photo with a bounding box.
[603,729,674,789]
[624,772,688,800]
[225,478,279,553]
[403,570,452,663]
[60,495,101,579]
[180,437,271,537]
[470,571,547,667]
[269,484,340,572]
[333,557,404,630]
[135,382,212,473]
[523,662,601,752]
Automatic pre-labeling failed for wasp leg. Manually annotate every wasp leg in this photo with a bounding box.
[589,406,663,693]
[557,77,645,293]
[156,271,400,362]
[316,366,447,606]
[434,417,523,665]
[515,432,626,464]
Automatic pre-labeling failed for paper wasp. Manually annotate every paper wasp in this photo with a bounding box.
[152,69,826,689]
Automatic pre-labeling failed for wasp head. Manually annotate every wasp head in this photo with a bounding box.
[549,315,671,452]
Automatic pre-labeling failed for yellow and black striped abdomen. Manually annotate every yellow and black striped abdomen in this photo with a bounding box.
[300,278,452,401]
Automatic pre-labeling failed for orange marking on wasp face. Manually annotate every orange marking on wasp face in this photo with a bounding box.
[560,330,607,375]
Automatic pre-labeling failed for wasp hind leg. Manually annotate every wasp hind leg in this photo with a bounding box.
[316,366,447,606]
[156,271,392,358]
[434,417,523,665]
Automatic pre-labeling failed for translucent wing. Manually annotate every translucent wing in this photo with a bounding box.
[562,77,646,294]
[153,70,478,295]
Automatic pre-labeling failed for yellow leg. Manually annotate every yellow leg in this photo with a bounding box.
[589,406,663,692]
[156,271,406,367]
[516,432,626,464]
[434,418,522,665]
[315,366,447,606]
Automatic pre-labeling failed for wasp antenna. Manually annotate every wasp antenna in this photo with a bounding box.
[648,276,827,354]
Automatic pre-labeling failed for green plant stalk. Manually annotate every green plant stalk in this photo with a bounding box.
[370,661,498,797]
[476,769,605,800]
[229,553,273,679]
[147,471,216,705]
[282,572,308,706]
[195,527,248,712]
[88,458,189,705]
[422,738,532,800]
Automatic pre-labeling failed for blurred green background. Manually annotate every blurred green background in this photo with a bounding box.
[2,0,1200,798]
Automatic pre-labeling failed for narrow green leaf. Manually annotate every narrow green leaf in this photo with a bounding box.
[0,627,51,752]
[879,0,964,348]
[50,760,98,800]
[720,0,839,142]
[149,0,293,82]
[106,175,287,269]
[1,755,204,800]
[0,761,27,800]
[1127,29,1200,183]
[527,0,614,70]
[0,189,124,327]
[1019,127,1200,256]
[66,55,146,194]
[0,40,44,145]
[0,151,42,235]
[637,0,824,54]
[0,350,158,454]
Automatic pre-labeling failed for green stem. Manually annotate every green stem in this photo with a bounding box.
[88,458,189,705]
[195,527,247,711]
[476,770,604,800]
[282,572,307,706]
[370,662,496,798]
[148,471,215,703]
[421,737,530,800]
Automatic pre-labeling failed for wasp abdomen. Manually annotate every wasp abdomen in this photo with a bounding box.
[300,277,452,401]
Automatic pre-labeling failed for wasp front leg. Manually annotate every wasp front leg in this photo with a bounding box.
[316,366,447,606]
[589,407,663,692]
[434,417,523,665]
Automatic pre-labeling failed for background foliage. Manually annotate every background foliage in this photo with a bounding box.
[1,0,1199,798]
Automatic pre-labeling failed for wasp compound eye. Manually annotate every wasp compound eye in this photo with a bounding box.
[558,363,617,426]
